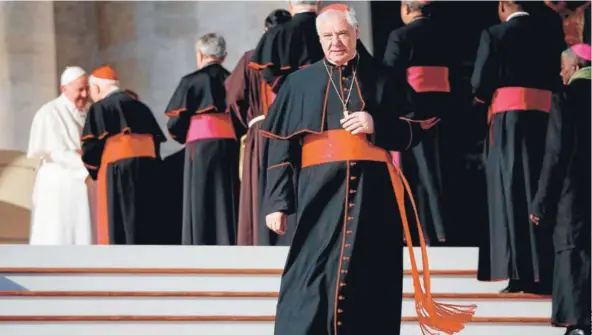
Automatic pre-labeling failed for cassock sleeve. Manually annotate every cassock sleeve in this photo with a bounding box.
[80,104,107,180]
[471,29,498,104]
[27,108,88,178]
[225,52,250,131]
[382,31,409,82]
[531,89,575,221]
[259,80,301,216]
[165,78,193,144]
[372,76,422,152]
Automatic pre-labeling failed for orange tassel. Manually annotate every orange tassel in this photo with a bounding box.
[388,161,477,334]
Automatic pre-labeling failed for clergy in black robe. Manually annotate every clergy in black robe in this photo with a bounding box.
[226,9,292,246]
[383,1,456,244]
[249,1,374,246]
[165,33,239,245]
[261,5,476,335]
[531,46,591,335]
[81,65,166,245]
[471,1,565,293]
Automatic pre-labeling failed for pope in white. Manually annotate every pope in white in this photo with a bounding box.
[27,66,94,245]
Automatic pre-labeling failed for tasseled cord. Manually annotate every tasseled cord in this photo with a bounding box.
[388,162,477,334]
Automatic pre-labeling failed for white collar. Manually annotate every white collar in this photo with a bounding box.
[506,11,529,22]
[103,86,120,98]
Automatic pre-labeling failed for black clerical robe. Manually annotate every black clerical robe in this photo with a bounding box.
[383,16,456,244]
[81,90,166,245]
[532,69,591,328]
[165,63,239,245]
[260,54,475,335]
[471,14,564,291]
[250,10,374,246]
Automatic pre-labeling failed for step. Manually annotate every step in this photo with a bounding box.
[0,269,508,293]
[0,246,479,271]
[0,317,564,335]
[0,292,551,317]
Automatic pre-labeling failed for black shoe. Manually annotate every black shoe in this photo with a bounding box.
[500,280,524,293]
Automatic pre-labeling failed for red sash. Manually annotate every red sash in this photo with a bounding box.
[186,114,236,143]
[407,66,451,93]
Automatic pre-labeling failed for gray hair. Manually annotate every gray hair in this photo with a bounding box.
[316,6,359,33]
[562,47,592,67]
[195,33,227,60]
[402,1,432,15]
[289,0,318,6]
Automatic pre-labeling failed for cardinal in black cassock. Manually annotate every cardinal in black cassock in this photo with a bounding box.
[81,65,166,245]
[471,1,564,293]
[165,33,239,245]
[261,4,476,335]
[249,0,374,246]
[383,0,458,244]
[531,44,591,335]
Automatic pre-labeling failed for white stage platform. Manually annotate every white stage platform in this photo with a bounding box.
[0,246,563,335]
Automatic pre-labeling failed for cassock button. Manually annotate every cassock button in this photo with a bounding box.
[343,88,349,92]
[343,256,350,261]
[345,244,351,247]
[350,176,357,181]
[338,308,343,313]
[348,203,354,208]
[349,190,356,194]
[338,321,343,326]
[346,230,352,234]
[340,282,346,287]
[350,162,356,167]
[338,295,344,300]
[347,216,353,220]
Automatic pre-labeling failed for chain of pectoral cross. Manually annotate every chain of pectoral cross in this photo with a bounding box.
[323,54,360,117]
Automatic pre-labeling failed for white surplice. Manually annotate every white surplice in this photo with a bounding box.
[27,94,93,245]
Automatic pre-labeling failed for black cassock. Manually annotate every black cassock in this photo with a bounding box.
[165,63,239,245]
[383,16,458,244]
[81,90,166,245]
[260,55,475,335]
[250,10,374,246]
[471,14,564,292]
[532,72,591,329]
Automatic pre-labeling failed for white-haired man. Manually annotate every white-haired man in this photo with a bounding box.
[531,44,591,335]
[250,1,375,247]
[165,33,239,245]
[27,66,93,245]
[81,65,165,245]
[260,4,474,335]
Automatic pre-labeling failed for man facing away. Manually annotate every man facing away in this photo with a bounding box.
[81,65,166,245]
[383,0,456,244]
[471,1,564,294]
[531,44,591,335]
[165,33,239,245]
[260,4,475,335]
[225,9,293,246]
[27,66,93,245]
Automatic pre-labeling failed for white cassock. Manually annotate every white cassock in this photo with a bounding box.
[27,94,93,245]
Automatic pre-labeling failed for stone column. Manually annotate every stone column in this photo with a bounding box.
[0,1,58,152]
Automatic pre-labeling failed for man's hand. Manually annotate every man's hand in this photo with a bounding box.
[419,117,440,130]
[341,111,374,135]
[530,214,540,226]
[266,211,287,235]
[400,117,440,130]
